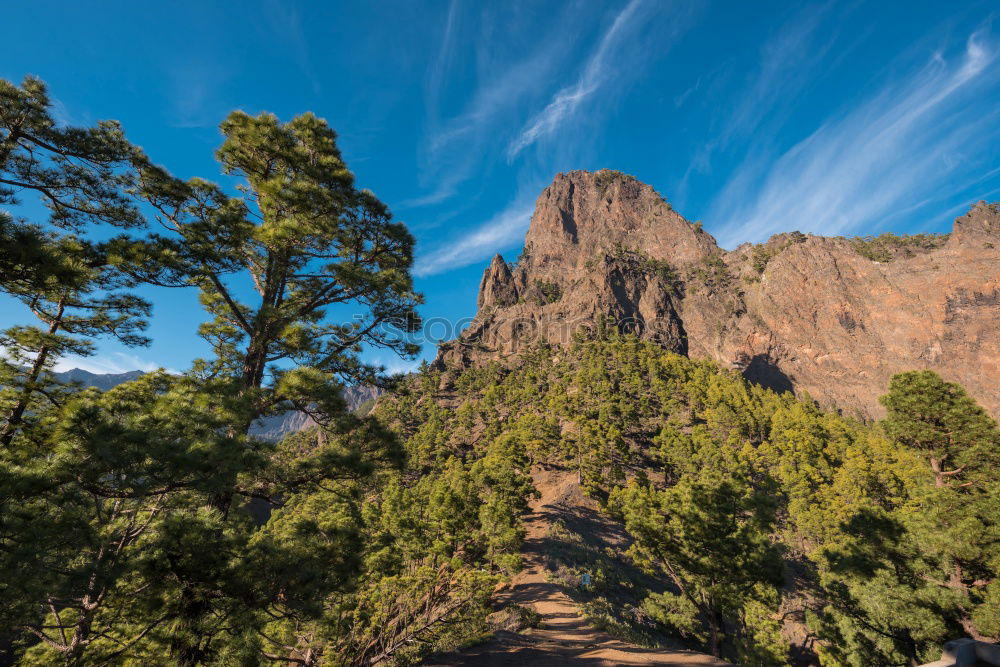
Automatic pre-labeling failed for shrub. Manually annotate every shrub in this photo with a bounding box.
[594,169,637,193]
[848,232,948,262]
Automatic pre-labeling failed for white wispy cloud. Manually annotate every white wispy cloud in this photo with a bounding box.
[424,0,461,122]
[505,0,646,160]
[410,0,692,271]
[673,77,702,109]
[677,4,836,198]
[708,29,999,247]
[403,54,556,209]
[413,197,536,277]
[404,15,573,210]
[715,5,833,151]
[368,353,423,376]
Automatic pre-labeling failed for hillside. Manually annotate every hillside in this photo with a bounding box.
[436,170,1000,419]
[6,65,999,667]
[377,172,1000,665]
[376,335,1000,665]
[426,467,732,666]
[52,368,144,390]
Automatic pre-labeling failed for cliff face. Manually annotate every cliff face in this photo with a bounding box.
[435,170,1000,419]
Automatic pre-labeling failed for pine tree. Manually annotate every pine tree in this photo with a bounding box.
[0,76,151,449]
[131,110,420,439]
[880,371,1000,643]
[0,77,143,291]
[880,370,1000,487]
[1,88,420,665]
[3,372,247,664]
[0,237,150,448]
[121,110,420,664]
[610,473,784,661]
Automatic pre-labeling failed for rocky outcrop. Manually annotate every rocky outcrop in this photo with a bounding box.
[478,254,518,310]
[343,384,382,414]
[435,170,1000,419]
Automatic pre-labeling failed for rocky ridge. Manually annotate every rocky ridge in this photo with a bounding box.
[435,170,1000,419]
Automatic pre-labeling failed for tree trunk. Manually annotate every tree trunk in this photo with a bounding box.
[897,628,919,667]
[170,585,211,667]
[0,298,64,447]
[930,457,945,487]
[707,607,722,657]
[577,444,582,485]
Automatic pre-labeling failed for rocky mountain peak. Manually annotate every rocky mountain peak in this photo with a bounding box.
[519,170,717,281]
[436,171,1000,419]
[950,200,1000,246]
[478,254,517,310]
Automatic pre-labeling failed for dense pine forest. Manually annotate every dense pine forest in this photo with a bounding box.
[1,77,999,666]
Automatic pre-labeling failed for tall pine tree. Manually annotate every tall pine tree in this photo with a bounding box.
[131,111,420,439]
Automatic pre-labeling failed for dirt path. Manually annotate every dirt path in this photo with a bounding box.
[425,469,731,666]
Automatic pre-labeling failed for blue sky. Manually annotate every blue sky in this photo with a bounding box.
[2,0,999,375]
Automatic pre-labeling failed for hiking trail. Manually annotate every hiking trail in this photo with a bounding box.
[425,467,732,666]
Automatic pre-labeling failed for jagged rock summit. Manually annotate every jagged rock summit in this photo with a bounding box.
[436,169,1000,419]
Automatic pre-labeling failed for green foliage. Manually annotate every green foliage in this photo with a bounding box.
[0,80,439,667]
[4,373,252,662]
[802,371,1000,665]
[129,109,421,421]
[0,77,143,231]
[749,231,807,276]
[0,76,154,452]
[880,370,1000,486]
[378,336,795,657]
[611,475,784,661]
[256,439,534,665]
[0,77,147,310]
[594,168,636,193]
[0,237,151,448]
[687,252,732,293]
[848,232,949,262]
[379,337,1000,664]
[530,279,562,305]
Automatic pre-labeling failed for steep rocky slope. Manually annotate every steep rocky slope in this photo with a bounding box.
[249,384,383,440]
[435,170,1000,418]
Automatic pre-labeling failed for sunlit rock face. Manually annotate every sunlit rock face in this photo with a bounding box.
[435,170,1000,419]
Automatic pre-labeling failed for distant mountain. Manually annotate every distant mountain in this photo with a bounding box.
[52,368,383,442]
[343,384,382,415]
[248,384,383,442]
[249,410,317,442]
[53,368,145,391]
